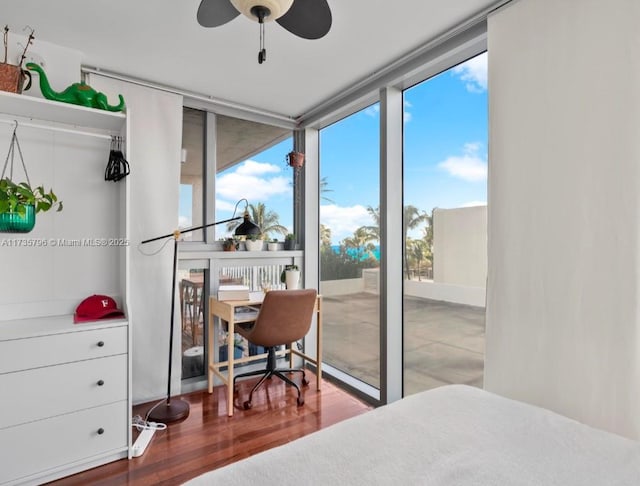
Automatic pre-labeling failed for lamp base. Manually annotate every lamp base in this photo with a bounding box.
[148,398,190,423]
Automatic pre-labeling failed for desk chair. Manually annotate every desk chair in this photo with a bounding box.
[234,289,318,409]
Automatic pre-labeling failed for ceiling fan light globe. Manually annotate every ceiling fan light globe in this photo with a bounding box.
[230,0,294,22]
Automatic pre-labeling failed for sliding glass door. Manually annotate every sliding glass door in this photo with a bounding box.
[402,53,488,396]
[319,104,381,389]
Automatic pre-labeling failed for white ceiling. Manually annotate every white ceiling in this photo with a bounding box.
[2,0,497,119]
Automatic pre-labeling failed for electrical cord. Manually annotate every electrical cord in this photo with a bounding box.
[131,414,167,432]
[136,236,173,257]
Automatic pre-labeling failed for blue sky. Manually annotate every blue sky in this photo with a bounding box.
[182,52,488,244]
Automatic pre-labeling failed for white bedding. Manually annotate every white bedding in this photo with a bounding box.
[185,385,640,485]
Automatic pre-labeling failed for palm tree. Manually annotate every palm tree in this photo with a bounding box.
[226,202,288,239]
[320,224,332,248]
[343,227,377,262]
[320,176,335,203]
[363,205,380,242]
[421,208,435,266]
[403,205,428,279]
[407,238,430,281]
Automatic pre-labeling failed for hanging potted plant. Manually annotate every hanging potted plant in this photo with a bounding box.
[0,179,62,232]
[0,124,62,233]
[286,151,305,169]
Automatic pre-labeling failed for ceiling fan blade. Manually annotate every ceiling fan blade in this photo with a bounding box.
[197,0,240,27]
[276,0,332,40]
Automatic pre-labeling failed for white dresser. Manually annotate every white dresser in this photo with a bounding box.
[0,315,130,485]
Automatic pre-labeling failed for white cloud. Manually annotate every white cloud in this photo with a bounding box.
[178,215,191,228]
[438,143,487,182]
[452,52,487,93]
[365,105,380,117]
[404,100,412,123]
[320,204,374,243]
[463,141,482,153]
[215,199,238,212]
[217,160,291,202]
[365,101,412,123]
[236,159,280,175]
[460,201,487,208]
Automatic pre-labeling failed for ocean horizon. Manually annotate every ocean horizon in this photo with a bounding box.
[331,244,380,261]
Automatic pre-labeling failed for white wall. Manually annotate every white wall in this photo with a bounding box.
[405,280,485,307]
[319,278,365,297]
[485,0,640,439]
[433,205,487,288]
[88,75,183,404]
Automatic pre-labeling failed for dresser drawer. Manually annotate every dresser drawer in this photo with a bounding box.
[0,354,127,429]
[0,325,127,374]
[0,400,128,485]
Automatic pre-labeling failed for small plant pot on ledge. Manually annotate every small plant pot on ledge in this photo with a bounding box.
[0,63,32,94]
[0,204,35,233]
[244,239,263,251]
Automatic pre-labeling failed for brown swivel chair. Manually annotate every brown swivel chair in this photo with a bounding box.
[233,288,318,410]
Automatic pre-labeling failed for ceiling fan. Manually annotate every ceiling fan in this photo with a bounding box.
[197,0,332,64]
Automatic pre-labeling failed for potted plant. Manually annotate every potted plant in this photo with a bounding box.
[267,238,279,251]
[0,26,34,94]
[280,264,300,290]
[286,151,305,169]
[284,233,296,250]
[244,233,263,251]
[221,237,237,251]
[0,178,63,233]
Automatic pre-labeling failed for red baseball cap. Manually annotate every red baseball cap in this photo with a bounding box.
[74,295,125,323]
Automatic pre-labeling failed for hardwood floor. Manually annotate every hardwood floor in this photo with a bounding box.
[47,372,371,486]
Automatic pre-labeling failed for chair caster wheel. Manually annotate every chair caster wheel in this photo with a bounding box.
[297,397,304,407]
[243,401,252,410]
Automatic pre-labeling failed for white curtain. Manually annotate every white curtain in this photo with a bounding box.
[485,0,640,439]
[88,74,184,404]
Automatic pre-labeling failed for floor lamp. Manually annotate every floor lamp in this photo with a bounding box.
[141,199,260,423]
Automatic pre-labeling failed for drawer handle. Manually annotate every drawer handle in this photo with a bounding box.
[97,379,105,386]
[97,341,105,347]
[97,428,105,435]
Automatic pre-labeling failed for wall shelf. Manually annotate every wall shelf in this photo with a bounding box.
[0,90,125,133]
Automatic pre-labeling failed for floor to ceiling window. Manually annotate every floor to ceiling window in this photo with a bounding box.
[180,108,205,241]
[179,107,207,380]
[402,52,488,396]
[319,103,381,389]
[179,110,292,383]
[213,115,293,242]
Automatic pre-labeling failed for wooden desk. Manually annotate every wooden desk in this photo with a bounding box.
[208,294,322,417]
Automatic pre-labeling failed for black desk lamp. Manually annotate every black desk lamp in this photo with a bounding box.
[141,198,259,423]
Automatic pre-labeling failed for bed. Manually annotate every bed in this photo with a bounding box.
[185,385,640,485]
